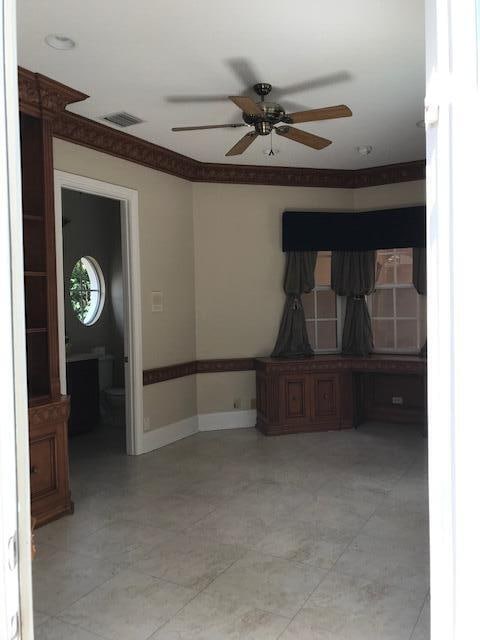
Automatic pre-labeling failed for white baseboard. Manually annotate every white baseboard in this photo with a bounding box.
[198,409,256,432]
[140,410,257,454]
[141,415,199,454]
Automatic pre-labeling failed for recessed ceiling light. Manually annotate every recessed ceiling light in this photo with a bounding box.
[45,34,76,50]
[416,119,426,129]
[355,145,373,156]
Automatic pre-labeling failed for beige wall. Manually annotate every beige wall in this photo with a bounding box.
[193,180,426,415]
[353,180,426,210]
[53,139,196,431]
[192,183,354,414]
[52,138,427,428]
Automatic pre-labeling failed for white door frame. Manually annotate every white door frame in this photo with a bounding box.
[425,0,480,637]
[1,0,33,637]
[54,171,143,456]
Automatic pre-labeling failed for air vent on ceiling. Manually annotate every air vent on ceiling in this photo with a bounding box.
[102,111,144,127]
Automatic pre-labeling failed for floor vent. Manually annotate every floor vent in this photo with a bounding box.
[102,111,144,127]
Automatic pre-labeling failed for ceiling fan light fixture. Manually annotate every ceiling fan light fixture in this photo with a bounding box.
[45,34,76,50]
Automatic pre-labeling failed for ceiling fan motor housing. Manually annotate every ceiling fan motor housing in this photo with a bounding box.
[243,101,287,135]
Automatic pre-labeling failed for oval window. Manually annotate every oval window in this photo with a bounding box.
[69,256,105,325]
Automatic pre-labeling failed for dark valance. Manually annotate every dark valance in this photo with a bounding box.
[282,207,426,252]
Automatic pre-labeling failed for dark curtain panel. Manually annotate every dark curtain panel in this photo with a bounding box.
[413,247,427,295]
[331,250,376,356]
[413,247,427,356]
[271,252,317,358]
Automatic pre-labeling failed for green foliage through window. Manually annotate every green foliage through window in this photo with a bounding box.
[69,257,103,325]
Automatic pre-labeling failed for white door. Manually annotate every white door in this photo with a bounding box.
[426,0,480,637]
[0,0,34,637]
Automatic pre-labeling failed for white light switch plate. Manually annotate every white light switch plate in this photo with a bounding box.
[151,291,163,312]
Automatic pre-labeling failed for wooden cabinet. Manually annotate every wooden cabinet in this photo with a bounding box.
[19,68,87,526]
[256,358,350,435]
[255,355,426,436]
[29,398,72,526]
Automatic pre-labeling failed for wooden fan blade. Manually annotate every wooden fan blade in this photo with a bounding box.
[275,126,332,150]
[229,96,263,116]
[172,123,246,132]
[225,131,258,156]
[285,104,352,124]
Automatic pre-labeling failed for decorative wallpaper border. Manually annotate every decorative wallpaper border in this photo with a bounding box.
[143,358,256,386]
[143,356,425,386]
[19,67,426,189]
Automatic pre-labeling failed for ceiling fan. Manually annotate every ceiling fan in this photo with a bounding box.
[172,82,352,156]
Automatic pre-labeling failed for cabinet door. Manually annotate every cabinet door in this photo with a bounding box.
[29,433,58,500]
[29,399,72,526]
[279,375,310,426]
[311,374,340,425]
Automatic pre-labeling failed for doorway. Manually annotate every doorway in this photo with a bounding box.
[54,171,143,456]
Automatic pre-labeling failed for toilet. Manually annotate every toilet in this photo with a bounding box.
[97,354,125,428]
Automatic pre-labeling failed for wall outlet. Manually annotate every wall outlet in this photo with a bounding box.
[233,398,242,410]
[392,396,404,405]
[144,416,151,429]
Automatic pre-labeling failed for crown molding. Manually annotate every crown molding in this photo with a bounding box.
[19,67,426,188]
[53,110,197,181]
[18,67,88,119]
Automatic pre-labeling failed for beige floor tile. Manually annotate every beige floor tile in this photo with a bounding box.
[59,569,196,640]
[191,505,276,546]
[64,519,174,564]
[119,493,218,531]
[149,590,290,639]
[411,597,430,640]
[35,617,107,640]
[33,549,120,615]
[334,534,429,595]
[132,532,247,590]
[204,551,325,618]
[254,519,353,569]
[295,571,423,639]
[291,494,377,536]
[33,424,429,638]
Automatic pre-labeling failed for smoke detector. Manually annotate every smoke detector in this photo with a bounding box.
[356,145,373,156]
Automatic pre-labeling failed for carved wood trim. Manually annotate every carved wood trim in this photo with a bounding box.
[28,396,71,428]
[18,67,88,119]
[19,68,425,188]
[143,358,256,386]
[143,355,426,386]
[143,361,198,386]
[195,358,256,374]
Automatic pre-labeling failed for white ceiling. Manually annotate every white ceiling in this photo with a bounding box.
[17,0,425,169]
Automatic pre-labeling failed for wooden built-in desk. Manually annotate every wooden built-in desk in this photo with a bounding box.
[255,355,427,435]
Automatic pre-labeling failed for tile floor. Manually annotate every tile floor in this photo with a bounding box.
[33,422,429,639]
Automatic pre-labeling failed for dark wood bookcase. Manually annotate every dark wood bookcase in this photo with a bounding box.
[18,68,87,526]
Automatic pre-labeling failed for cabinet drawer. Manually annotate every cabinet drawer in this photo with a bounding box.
[311,375,339,418]
[30,433,58,499]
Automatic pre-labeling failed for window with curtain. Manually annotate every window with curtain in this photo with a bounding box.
[303,251,342,352]
[304,248,426,354]
[368,248,426,353]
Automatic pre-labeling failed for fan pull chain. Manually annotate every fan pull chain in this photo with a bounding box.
[269,132,274,156]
